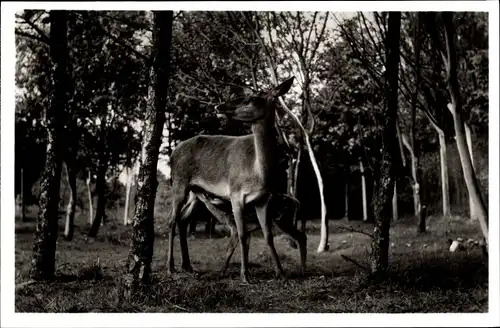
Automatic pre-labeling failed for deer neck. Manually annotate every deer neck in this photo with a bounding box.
[251,114,277,182]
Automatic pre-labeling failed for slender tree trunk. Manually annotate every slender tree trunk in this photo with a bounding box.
[124,10,173,294]
[360,160,368,222]
[86,170,93,225]
[21,167,26,221]
[464,122,477,221]
[370,11,400,277]
[88,159,107,237]
[63,162,77,241]
[440,14,488,245]
[293,147,302,230]
[344,169,349,219]
[30,10,68,281]
[411,12,423,228]
[124,166,133,225]
[394,124,406,222]
[392,183,398,221]
[438,130,450,217]
[88,105,109,237]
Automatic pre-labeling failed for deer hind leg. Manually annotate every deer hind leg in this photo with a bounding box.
[272,215,307,275]
[166,187,190,274]
[272,195,306,274]
[178,218,193,273]
[255,198,284,279]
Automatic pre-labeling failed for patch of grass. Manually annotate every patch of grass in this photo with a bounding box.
[15,212,488,313]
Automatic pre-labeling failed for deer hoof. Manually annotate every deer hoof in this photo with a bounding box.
[240,273,253,285]
[275,272,287,281]
[181,264,194,273]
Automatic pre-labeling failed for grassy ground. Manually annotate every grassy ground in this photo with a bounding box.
[14,209,488,313]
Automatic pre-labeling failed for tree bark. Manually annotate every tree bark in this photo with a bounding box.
[30,10,68,281]
[394,123,406,222]
[438,131,450,217]
[344,169,349,219]
[410,12,423,228]
[86,170,93,225]
[370,11,400,277]
[360,160,368,222]
[441,12,487,245]
[464,122,477,220]
[292,147,302,230]
[63,162,77,241]
[124,166,133,225]
[21,168,26,221]
[392,183,398,222]
[88,158,107,237]
[88,111,109,237]
[124,10,173,294]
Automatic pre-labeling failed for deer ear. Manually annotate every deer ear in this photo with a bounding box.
[271,77,295,98]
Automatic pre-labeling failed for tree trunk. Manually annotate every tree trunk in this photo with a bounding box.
[464,122,477,221]
[438,131,451,217]
[30,10,68,281]
[124,10,173,294]
[370,11,400,277]
[392,183,398,221]
[293,147,302,230]
[441,12,488,246]
[411,12,423,228]
[63,162,77,241]
[344,170,349,219]
[448,112,488,242]
[21,167,26,221]
[86,170,93,225]
[394,124,406,222]
[124,166,133,225]
[360,160,368,222]
[88,159,107,237]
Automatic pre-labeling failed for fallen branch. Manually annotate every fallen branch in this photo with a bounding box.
[337,225,374,238]
[15,279,37,292]
[341,255,370,272]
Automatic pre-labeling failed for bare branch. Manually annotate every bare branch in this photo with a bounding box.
[337,225,374,238]
[308,12,329,68]
[341,255,370,272]
[17,16,50,44]
[15,29,49,44]
[303,12,318,60]
[360,12,383,61]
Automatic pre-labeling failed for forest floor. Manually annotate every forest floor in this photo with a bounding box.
[14,208,488,313]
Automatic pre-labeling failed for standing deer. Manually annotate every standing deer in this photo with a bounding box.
[166,77,298,283]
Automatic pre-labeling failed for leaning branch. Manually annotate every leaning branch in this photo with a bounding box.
[341,255,370,272]
[243,11,328,252]
[337,225,374,238]
[277,97,328,253]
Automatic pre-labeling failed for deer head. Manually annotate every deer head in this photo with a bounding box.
[215,77,295,122]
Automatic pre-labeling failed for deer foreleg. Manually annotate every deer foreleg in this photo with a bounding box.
[230,199,251,284]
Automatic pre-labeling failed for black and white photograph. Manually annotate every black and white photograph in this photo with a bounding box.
[1,1,499,327]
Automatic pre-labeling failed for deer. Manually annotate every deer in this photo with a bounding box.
[166,77,300,283]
